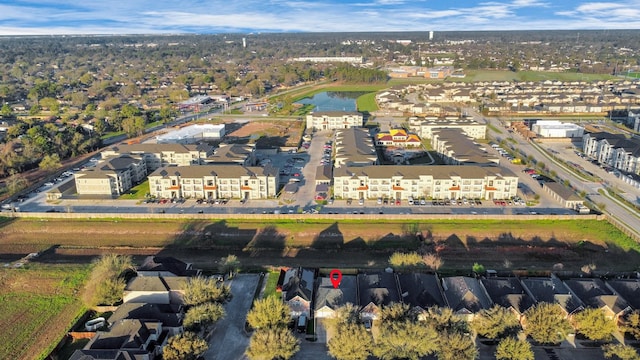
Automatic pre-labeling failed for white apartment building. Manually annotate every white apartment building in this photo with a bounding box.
[583,132,640,175]
[306,111,364,131]
[75,155,147,197]
[333,165,518,201]
[408,117,487,140]
[101,143,213,171]
[148,165,279,200]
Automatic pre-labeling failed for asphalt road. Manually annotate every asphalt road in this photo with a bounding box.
[204,274,260,360]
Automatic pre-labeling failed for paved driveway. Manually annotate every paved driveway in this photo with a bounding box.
[203,274,260,360]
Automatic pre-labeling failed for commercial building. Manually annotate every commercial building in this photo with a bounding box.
[101,143,213,171]
[147,164,279,200]
[155,123,225,144]
[531,120,584,138]
[291,56,363,64]
[306,111,363,131]
[408,117,486,140]
[75,155,147,197]
[332,165,518,201]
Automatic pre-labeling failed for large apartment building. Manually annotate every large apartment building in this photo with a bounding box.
[75,155,147,197]
[431,129,499,166]
[333,165,518,201]
[583,132,640,175]
[334,127,378,168]
[306,111,364,131]
[408,117,487,140]
[148,165,279,200]
[101,143,214,171]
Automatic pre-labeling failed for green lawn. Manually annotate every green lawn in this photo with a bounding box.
[118,180,150,200]
[262,270,282,300]
[357,92,379,112]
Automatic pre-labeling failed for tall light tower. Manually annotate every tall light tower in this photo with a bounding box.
[242,37,246,48]
[429,31,434,41]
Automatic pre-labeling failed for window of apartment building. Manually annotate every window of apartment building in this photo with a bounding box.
[244,180,249,186]
[206,180,214,186]
[194,179,201,184]
[171,180,177,186]
[183,179,191,184]
[488,180,494,187]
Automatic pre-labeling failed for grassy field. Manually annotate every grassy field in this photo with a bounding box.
[0,263,89,360]
[0,217,637,252]
[356,92,379,112]
[118,180,150,200]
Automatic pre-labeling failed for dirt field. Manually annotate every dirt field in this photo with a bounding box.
[2,218,638,272]
[225,119,303,147]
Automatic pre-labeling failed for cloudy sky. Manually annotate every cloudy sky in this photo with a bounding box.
[0,0,638,35]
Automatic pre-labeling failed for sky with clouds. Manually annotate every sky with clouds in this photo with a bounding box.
[0,0,639,35]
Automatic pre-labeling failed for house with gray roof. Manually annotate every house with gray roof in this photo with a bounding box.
[314,275,358,318]
[357,272,401,320]
[137,256,200,277]
[280,267,316,318]
[107,303,183,333]
[398,273,447,319]
[480,277,535,319]
[70,319,168,360]
[520,275,584,316]
[442,276,492,319]
[605,279,640,310]
[543,182,584,210]
[123,276,189,305]
[564,278,632,320]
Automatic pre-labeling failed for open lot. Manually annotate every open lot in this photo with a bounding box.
[225,119,303,147]
[1,217,638,272]
[0,263,89,360]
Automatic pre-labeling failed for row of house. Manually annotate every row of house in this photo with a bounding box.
[583,131,640,175]
[375,80,640,117]
[70,257,200,360]
[281,268,640,325]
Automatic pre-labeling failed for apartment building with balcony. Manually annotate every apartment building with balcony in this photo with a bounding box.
[306,111,363,131]
[332,165,518,200]
[147,164,279,200]
[75,155,147,197]
[101,143,214,171]
[333,127,379,168]
[408,117,487,140]
[583,132,640,175]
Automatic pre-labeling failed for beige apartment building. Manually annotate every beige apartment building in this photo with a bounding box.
[75,155,147,197]
[101,143,213,171]
[148,165,279,200]
[409,117,487,140]
[306,111,364,131]
[333,165,518,201]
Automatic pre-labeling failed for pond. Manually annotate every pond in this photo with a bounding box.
[295,91,368,112]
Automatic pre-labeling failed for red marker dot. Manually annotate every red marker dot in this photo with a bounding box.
[329,269,342,289]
